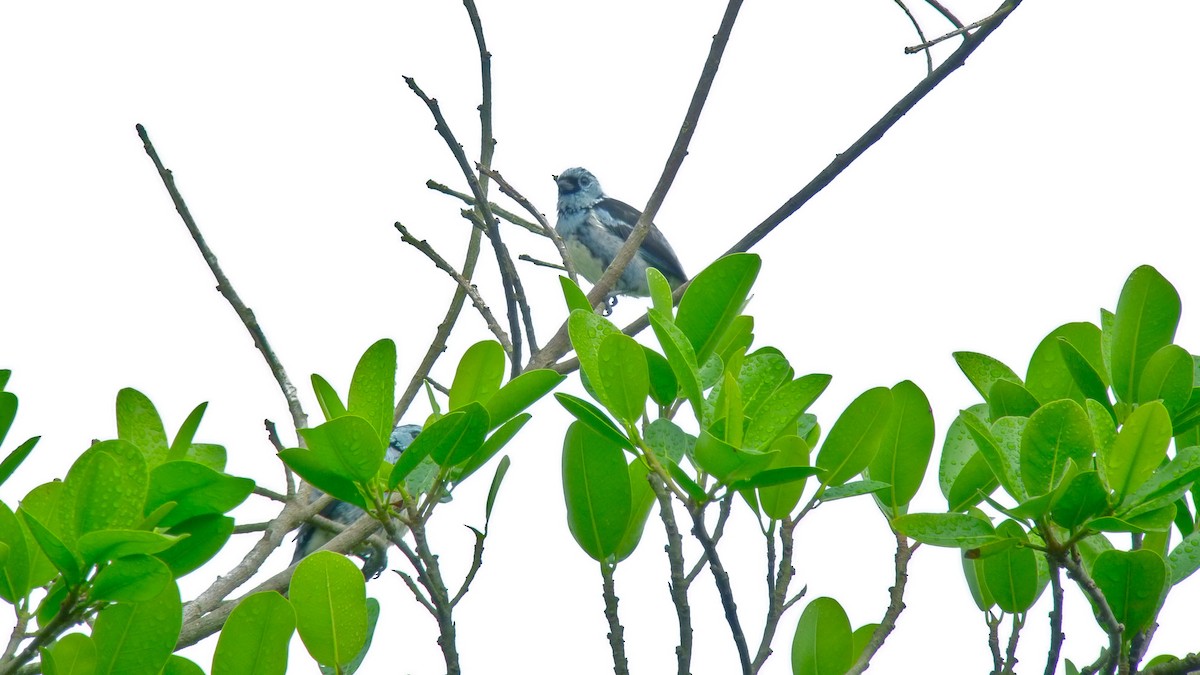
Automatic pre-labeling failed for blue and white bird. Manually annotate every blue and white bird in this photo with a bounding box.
[291,423,422,579]
[554,167,687,303]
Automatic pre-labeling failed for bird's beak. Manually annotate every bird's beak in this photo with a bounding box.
[551,174,559,182]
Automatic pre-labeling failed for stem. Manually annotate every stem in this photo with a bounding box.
[600,561,630,675]
[846,532,915,675]
[1002,612,1023,675]
[751,517,802,673]
[650,477,693,675]
[689,503,752,675]
[0,590,80,674]
[1045,562,1065,675]
[1060,550,1122,675]
[987,612,1003,675]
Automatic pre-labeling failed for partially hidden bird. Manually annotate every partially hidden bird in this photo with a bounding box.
[291,423,422,579]
[554,167,686,304]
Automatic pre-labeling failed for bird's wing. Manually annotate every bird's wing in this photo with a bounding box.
[593,197,688,284]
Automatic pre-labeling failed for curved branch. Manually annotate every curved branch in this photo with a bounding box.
[846,532,915,675]
[892,0,933,74]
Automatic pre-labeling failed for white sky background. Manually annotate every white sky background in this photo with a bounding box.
[2,1,1199,673]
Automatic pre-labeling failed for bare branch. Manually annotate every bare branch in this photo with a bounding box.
[395,221,514,353]
[1045,562,1065,675]
[650,476,694,675]
[477,164,578,284]
[136,124,308,439]
[905,5,1014,54]
[923,0,965,29]
[450,526,487,608]
[426,179,543,235]
[846,532,915,675]
[1060,550,1123,675]
[892,0,933,74]
[689,503,752,675]
[600,561,631,675]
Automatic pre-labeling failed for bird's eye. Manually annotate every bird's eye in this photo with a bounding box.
[579,176,592,187]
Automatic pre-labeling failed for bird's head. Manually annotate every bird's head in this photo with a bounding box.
[387,423,423,462]
[554,167,603,211]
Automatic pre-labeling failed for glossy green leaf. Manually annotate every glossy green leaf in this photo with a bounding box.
[665,460,707,503]
[1089,506,1175,534]
[92,578,182,675]
[791,596,852,675]
[596,333,649,425]
[559,275,593,314]
[0,432,38,489]
[1122,445,1200,512]
[1026,322,1107,404]
[939,404,989,496]
[953,352,1023,403]
[715,371,745,447]
[978,520,1038,613]
[1111,265,1181,404]
[1020,399,1094,496]
[868,380,934,516]
[987,379,1039,421]
[156,514,235,577]
[421,403,489,467]
[163,655,204,675]
[643,418,692,464]
[1104,401,1171,501]
[115,388,169,466]
[1168,531,1200,585]
[322,597,380,675]
[485,456,511,523]
[280,449,365,509]
[568,309,621,404]
[19,510,82,584]
[0,502,29,602]
[298,415,387,484]
[91,554,171,603]
[1050,470,1110,529]
[674,253,760,367]
[347,339,397,445]
[694,431,776,485]
[453,413,529,483]
[554,393,633,451]
[213,591,296,675]
[732,351,790,420]
[613,458,656,562]
[448,340,505,412]
[15,481,59,588]
[1137,344,1193,415]
[643,347,679,407]
[562,422,631,561]
[146,461,254,528]
[291,551,368,668]
[311,374,347,423]
[815,387,893,487]
[648,309,704,422]
[892,512,997,548]
[744,374,831,450]
[78,530,178,567]
[947,453,1000,512]
[485,369,564,430]
[62,440,148,542]
[822,480,890,502]
[44,632,96,675]
[166,402,208,463]
[959,411,1022,500]
[758,435,814,520]
[647,267,674,316]
[715,316,755,375]
[1091,549,1167,636]
[1058,338,1114,411]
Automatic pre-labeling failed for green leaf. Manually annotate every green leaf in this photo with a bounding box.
[959,412,1023,500]
[644,347,679,407]
[212,591,296,675]
[568,309,621,405]
[298,415,387,484]
[290,551,368,668]
[163,655,204,675]
[167,402,208,463]
[348,339,398,445]
[987,379,1040,421]
[733,352,791,419]
[311,374,347,423]
[1168,531,1200,585]
[744,374,831,450]
[1121,445,1200,512]
[714,371,745,447]
[613,458,656,562]
[328,597,380,675]
[0,432,38,489]
[1104,401,1171,501]
[1020,399,1094,496]
[19,510,82,584]
[0,502,29,603]
[44,633,96,675]
[156,514,235,577]
[978,520,1038,613]
[1111,265,1181,405]
[1091,549,1167,636]
[1089,506,1176,534]
[647,267,674,316]
[485,456,511,523]
[410,403,489,468]
[953,352,1023,403]
[92,579,182,675]
[115,388,169,466]
[648,309,705,422]
[596,333,649,425]
[1137,344,1193,415]
[146,461,254,528]
[892,512,997,548]
[947,453,1000,512]
[758,435,814,520]
[791,596,852,675]
[453,413,529,483]
[674,253,760,367]
[485,369,564,430]
[280,449,366,510]
[821,480,890,502]
[554,393,633,452]
[665,460,707,503]
[91,554,171,603]
[643,418,692,465]
[1025,322,1107,404]
[815,387,893,487]
[61,440,148,542]
[559,275,593,314]
[1050,470,1110,529]
[78,530,178,567]
[448,340,505,412]
[868,380,934,516]
[561,422,631,561]
[1058,338,1114,412]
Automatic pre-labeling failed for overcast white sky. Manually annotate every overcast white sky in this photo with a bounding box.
[2,2,1199,673]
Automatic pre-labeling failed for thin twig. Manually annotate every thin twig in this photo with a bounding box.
[394,567,437,614]
[395,221,514,353]
[460,209,540,353]
[987,612,1003,675]
[527,0,746,371]
[425,179,542,235]
[751,517,802,673]
[518,254,568,271]
[1130,622,1159,673]
[477,164,578,284]
[905,5,1014,54]
[923,0,965,29]
[892,0,933,74]
[650,476,694,675]
[136,124,308,438]
[449,526,487,607]
[1045,562,1065,675]
[600,561,631,675]
[1060,550,1123,675]
[846,532,915,675]
[1002,612,1023,675]
[252,486,287,503]
[686,494,734,584]
[689,503,752,675]
[1139,653,1200,674]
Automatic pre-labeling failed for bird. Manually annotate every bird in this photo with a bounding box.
[291,423,422,579]
[554,167,686,305]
